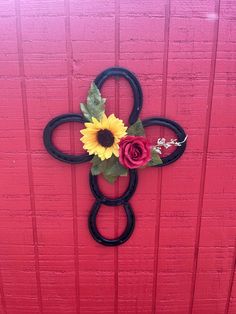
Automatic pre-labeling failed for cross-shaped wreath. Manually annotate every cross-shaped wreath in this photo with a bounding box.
[43,67,187,246]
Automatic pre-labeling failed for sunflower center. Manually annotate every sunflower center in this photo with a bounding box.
[97,129,114,147]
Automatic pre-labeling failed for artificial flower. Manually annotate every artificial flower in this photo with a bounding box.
[119,135,151,169]
[80,114,127,160]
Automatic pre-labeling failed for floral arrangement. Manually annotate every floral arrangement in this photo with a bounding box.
[80,83,186,183]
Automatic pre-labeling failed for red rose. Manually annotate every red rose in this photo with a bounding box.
[119,136,151,169]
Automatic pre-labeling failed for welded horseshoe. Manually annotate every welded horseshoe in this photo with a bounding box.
[43,113,92,164]
[42,67,187,246]
[88,201,135,246]
[142,117,187,166]
[88,169,138,246]
[89,169,138,206]
[94,67,143,125]
[87,68,143,245]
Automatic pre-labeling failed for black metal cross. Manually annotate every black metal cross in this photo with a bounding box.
[43,67,187,246]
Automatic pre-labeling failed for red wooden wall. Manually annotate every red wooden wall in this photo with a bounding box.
[0,0,235,313]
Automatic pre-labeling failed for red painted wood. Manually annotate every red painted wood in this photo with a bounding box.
[0,0,235,313]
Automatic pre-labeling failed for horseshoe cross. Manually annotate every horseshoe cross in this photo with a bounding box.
[43,67,187,246]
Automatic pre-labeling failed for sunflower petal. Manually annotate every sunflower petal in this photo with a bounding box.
[80,112,127,159]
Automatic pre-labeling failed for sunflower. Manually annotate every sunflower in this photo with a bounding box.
[80,114,127,160]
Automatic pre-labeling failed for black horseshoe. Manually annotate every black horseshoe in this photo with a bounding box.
[94,67,143,125]
[43,113,93,164]
[142,117,187,166]
[42,67,188,247]
[89,169,138,206]
[88,201,135,246]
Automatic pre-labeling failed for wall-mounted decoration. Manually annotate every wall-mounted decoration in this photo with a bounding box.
[43,67,187,246]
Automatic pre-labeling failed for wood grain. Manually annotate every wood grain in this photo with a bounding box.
[0,0,235,313]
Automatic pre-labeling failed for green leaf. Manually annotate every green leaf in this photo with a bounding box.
[127,119,145,136]
[80,82,106,121]
[103,158,128,184]
[102,173,118,184]
[104,159,128,177]
[91,164,102,175]
[80,103,92,121]
[91,155,102,166]
[105,155,118,169]
[91,162,106,175]
[87,82,106,108]
[147,149,163,167]
[90,155,128,184]
[90,156,107,175]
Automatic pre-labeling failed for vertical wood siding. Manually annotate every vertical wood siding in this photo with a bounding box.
[0,0,235,313]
